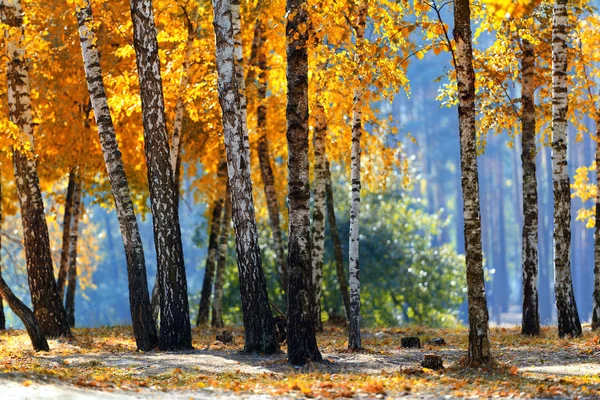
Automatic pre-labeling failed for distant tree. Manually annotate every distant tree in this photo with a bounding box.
[65,174,82,328]
[212,188,232,328]
[453,0,491,364]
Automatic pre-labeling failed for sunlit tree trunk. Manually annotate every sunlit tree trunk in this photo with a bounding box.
[592,117,600,330]
[0,171,5,331]
[212,187,232,328]
[196,198,224,326]
[285,0,322,365]
[76,0,158,351]
[65,175,82,328]
[130,0,192,350]
[453,0,491,365]
[253,20,288,291]
[232,0,251,161]
[211,0,278,353]
[325,160,351,323]
[348,3,366,350]
[551,0,581,338]
[521,38,540,336]
[57,168,76,300]
[2,0,71,339]
[311,100,327,331]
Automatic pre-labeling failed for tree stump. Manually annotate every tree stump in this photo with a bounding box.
[401,337,421,348]
[216,330,234,344]
[421,354,443,370]
[428,337,446,346]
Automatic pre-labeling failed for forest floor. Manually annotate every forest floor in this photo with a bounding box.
[0,325,599,398]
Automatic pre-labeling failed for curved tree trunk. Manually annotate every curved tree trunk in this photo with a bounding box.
[253,20,288,292]
[2,0,71,339]
[130,0,192,351]
[551,0,581,338]
[196,198,224,326]
[211,0,278,354]
[311,100,327,332]
[325,160,351,323]
[348,3,366,351]
[57,168,76,300]
[521,38,540,336]
[592,117,600,330]
[453,0,491,365]
[65,175,82,328]
[76,0,158,351]
[212,187,232,328]
[285,0,322,365]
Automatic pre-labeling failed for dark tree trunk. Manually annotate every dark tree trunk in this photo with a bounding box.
[254,21,288,292]
[212,187,232,328]
[2,0,71,339]
[196,198,224,326]
[453,0,491,365]
[130,0,192,350]
[285,0,322,365]
[591,117,600,330]
[521,38,540,336]
[76,0,158,351]
[57,168,76,300]
[325,160,351,323]
[65,175,82,328]
[0,172,5,331]
[211,0,278,354]
[0,276,49,351]
[551,0,582,338]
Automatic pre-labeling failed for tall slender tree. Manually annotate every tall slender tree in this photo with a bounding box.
[286,0,322,365]
[311,100,327,331]
[521,38,540,336]
[551,0,581,338]
[0,170,5,331]
[212,187,232,328]
[76,0,158,351]
[453,0,491,364]
[211,0,278,353]
[348,2,367,350]
[65,174,82,328]
[57,168,76,300]
[1,0,71,338]
[129,0,192,350]
[593,114,600,330]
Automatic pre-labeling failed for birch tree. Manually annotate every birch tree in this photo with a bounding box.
[129,0,192,350]
[552,0,581,338]
[1,0,71,339]
[593,115,600,330]
[453,0,491,364]
[65,174,82,328]
[211,0,278,353]
[521,38,540,336]
[286,0,322,365]
[75,0,158,351]
[57,168,77,300]
[348,2,366,351]
[212,187,232,328]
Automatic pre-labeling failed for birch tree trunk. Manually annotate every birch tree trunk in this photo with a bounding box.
[0,171,5,331]
[348,4,366,350]
[286,0,322,365]
[311,100,327,331]
[212,187,232,328]
[76,0,158,351]
[1,0,71,339]
[325,160,351,323]
[57,168,76,300]
[211,0,278,354]
[0,275,48,351]
[130,0,192,350]
[521,38,540,336]
[65,175,82,328]
[231,0,251,161]
[551,0,582,338]
[254,20,288,291]
[196,198,224,326]
[453,0,491,365]
[592,117,600,330]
